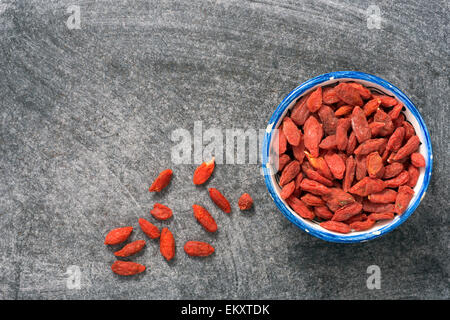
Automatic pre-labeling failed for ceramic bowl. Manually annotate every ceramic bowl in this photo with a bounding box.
[262,71,432,243]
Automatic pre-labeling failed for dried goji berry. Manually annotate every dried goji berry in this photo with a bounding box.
[320,220,351,233]
[280,181,296,200]
[304,151,334,180]
[301,193,325,206]
[104,226,133,245]
[277,128,287,154]
[366,152,384,179]
[373,109,394,136]
[331,202,363,221]
[139,218,160,239]
[279,160,300,186]
[343,213,367,224]
[286,197,315,219]
[111,261,145,276]
[291,94,311,126]
[349,177,386,196]
[362,200,395,213]
[319,135,337,150]
[384,170,409,188]
[334,83,363,106]
[277,153,291,172]
[394,185,415,214]
[369,122,386,137]
[382,162,404,179]
[349,82,372,100]
[351,106,371,143]
[321,187,355,211]
[299,178,331,196]
[388,102,403,120]
[294,172,304,191]
[367,212,395,221]
[193,157,215,185]
[193,204,217,232]
[393,113,405,128]
[346,131,357,155]
[386,127,405,152]
[324,152,346,180]
[306,86,323,113]
[291,140,306,163]
[336,118,351,151]
[355,155,367,181]
[303,116,323,158]
[335,105,354,117]
[410,152,426,167]
[282,116,302,146]
[114,240,146,257]
[149,169,173,192]
[407,164,420,188]
[373,94,398,107]
[367,189,397,203]
[208,188,231,213]
[150,203,173,220]
[354,138,387,156]
[238,193,253,210]
[402,121,416,141]
[381,148,390,164]
[363,98,381,116]
[349,218,376,231]
[302,162,333,187]
[160,227,175,261]
[322,86,340,105]
[318,105,338,135]
[343,156,356,192]
[184,241,215,257]
[314,206,334,220]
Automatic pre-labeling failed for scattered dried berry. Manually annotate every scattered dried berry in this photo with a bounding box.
[139,218,160,239]
[160,227,175,261]
[111,261,145,276]
[184,241,215,257]
[114,240,146,257]
[193,157,215,185]
[104,226,133,245]
[149,169,173,192]
[193,204,217,232]
[238,193,253,210]
[150,203,173,220]
[208,188,231,213]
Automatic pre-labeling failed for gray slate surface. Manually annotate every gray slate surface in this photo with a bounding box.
[0,0,448,299]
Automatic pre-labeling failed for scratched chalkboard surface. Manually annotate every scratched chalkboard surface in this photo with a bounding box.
[0,1,448,299]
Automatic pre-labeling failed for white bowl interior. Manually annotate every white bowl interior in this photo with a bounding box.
[268,78,430,237]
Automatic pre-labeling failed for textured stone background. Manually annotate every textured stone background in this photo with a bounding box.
[0,0,448,299]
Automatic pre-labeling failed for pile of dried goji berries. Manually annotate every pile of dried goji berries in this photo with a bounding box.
[104,158,254,276]
[276,82,426,234]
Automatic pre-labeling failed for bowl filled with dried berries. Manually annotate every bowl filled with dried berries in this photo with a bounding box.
[262,71,432,242]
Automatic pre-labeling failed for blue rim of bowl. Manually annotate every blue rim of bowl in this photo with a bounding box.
[262,71,433,243]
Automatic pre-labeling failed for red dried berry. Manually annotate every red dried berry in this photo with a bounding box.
[238,193,253,210]
[104,226,133,245]
[208,188,231,213]
[149,169,173,192]
[150,203,173,220]
[193,157,215,185]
